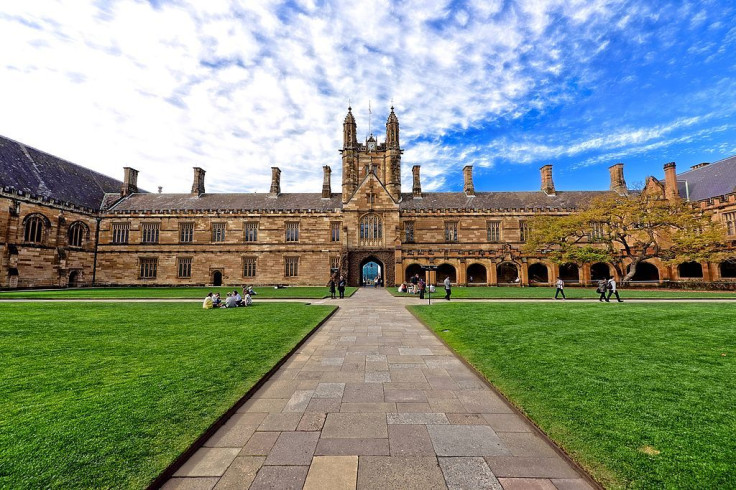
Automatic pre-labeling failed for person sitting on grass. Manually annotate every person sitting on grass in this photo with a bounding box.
[398,283,407,293]
[203,292,214,309]
[225,292,238,308]
[212,292,221,307]
[247,285,257,295]
[244,291,253,306]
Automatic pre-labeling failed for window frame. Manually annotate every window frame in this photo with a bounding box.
[139,257,158,279]
[444,221,458,243]
[487,220,501,242]
[179,222,194,243]
[211,222,226,243]
[285,222,300,242]
[141,222,160,244]
[243,257,257,277]
[23,214,45,244]
[177,257,192,278]
[284,256,299,277]
[244,221,259,242]
[111,222,130,244]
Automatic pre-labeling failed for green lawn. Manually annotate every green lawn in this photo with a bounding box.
[0,286,357,299]
[410,303,736,489]
[391,285,736,299]
[0,302,335,489]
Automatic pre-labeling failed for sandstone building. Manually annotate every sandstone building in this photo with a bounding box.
[2,108,736,289]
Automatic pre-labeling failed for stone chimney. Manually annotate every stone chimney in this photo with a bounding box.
[412,165,422,198]
[191,167,206,195]
[322,165,331,199]
[609,163,627,195]
[269,167,281,197]
[463,165,475,196]
[121,167,138,196]
[540,165,555,195]
[663,162,679,200]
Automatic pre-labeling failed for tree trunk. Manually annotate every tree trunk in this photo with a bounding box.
[623,259,640,282]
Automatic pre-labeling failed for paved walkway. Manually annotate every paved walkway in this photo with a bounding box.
[162,288,596,490]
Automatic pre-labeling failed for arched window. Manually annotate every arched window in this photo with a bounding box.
[68,222,87,248]
[23,215,45,243]
[359,214,383,246]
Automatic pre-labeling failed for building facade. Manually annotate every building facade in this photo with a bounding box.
[2,109,736,289]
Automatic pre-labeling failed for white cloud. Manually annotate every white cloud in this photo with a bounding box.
[0,0,722,195]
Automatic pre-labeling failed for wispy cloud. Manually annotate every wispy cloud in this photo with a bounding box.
[0,0,733,194]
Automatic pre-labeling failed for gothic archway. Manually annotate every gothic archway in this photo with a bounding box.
[591,262,612,280]
[467,263,487,284]
[360,256,384,286]
[627,261,659,282]
[720,259,736,278]
[437,263,456,284]
[68,270,79,287]
[405,263,423,283]
[528,263,549,283]
[212,270,223,286]
[497,262,519,283]
[559,263,580,282]
[678,261,703,279]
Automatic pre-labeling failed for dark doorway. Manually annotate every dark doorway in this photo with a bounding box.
[497,262,519,283]
[678,261,703,279]
[591,262,611,281]
[437,263,456,284]
[405,263,423,283]
[68,270,79,288]
[212,270,223,286]
[528,263,549,283]
[720,260,736,278]
[559,263,579,282]
[628,261,659,281]
[360,258,383,286]
[467,263,487,284]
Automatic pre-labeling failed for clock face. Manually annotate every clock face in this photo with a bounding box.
[367,141,376,151]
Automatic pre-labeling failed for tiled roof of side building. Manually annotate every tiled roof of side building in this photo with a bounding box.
[0,135,126,210]
[399,191,612,210]
[108,192,344,212]
[677,155,736,202]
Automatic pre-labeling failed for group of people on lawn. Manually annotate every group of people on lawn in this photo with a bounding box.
[202,286,256,309]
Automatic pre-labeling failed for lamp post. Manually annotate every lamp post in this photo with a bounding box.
[420,264,438,305]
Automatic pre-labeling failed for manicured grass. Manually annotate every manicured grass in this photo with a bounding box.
[0,286,357,299]
[0,302,335,489]
[410,303,736,489]
[391,285,736,299]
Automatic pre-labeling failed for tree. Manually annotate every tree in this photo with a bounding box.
[523,192,729,281]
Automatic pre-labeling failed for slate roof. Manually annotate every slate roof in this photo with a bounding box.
[108,189,610,212]
[109,192,344,212]
[399,191,611,211]
[677,155,736,202]
[0,135,126,210]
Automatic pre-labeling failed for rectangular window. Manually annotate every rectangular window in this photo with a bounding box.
[285,257,299,277]
[330,256,340,271]
[444,222,458,242]
[725,212,736,236]
[112,223,130,244]
[244,221,259,242]
[405,221,415,243]
[212,222,226,242]
[487,221,500,242]
[331,222,341,242]
[590,222,605,241]
[285,222,299,242]
[141,223,159,244]
[519,220,529,242]
[177,257,192,278]
[140,258,157,278]
[179,222,194,243]
[243,257,257,277]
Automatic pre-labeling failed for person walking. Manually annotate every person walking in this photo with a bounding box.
[444,276,452,300]
[596,278,609,302]
[418,278,425,299]
[338,276,346,299]
[555,277,566,300]
[328,277,336,299]
[607,277,623,302]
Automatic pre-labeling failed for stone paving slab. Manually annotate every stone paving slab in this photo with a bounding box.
[163,288,595,489]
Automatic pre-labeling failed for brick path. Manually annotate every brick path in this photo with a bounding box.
[162,288,596,490]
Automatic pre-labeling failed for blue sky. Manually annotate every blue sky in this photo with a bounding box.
[1,0,734,194]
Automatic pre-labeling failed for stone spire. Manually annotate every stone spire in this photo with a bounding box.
[386,106,400,149]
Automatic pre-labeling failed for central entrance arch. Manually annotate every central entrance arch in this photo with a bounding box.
[360,257,384,286]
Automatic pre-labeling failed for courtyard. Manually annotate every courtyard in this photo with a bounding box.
[1,288,734,488]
